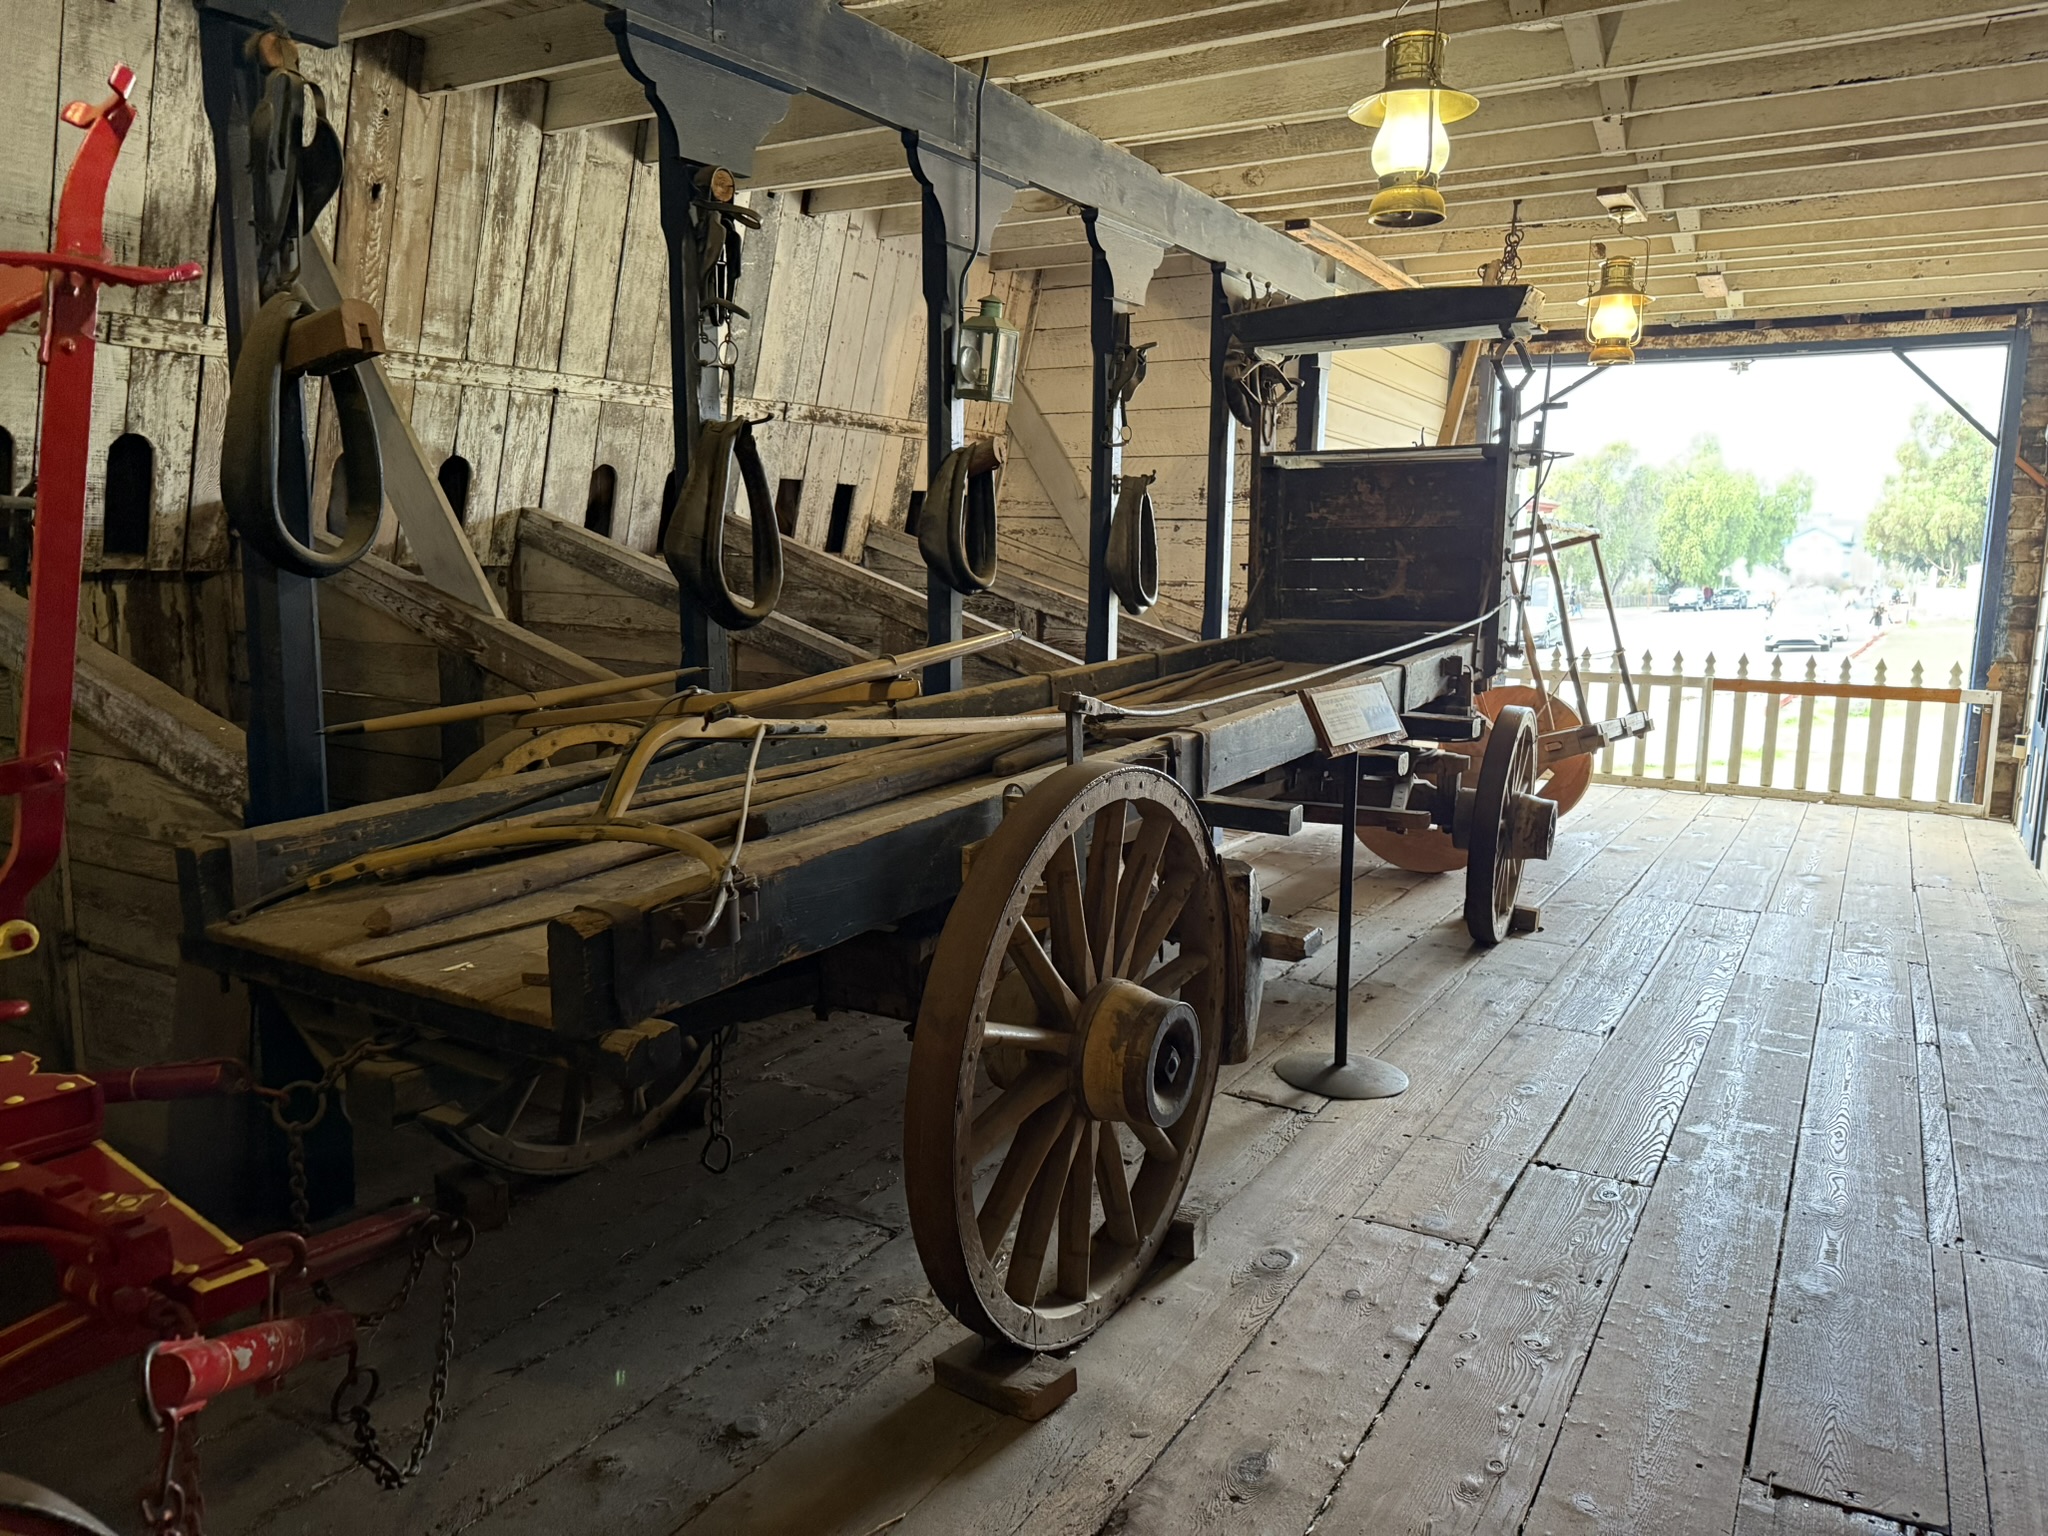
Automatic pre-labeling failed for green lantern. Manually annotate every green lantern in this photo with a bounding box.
[956,297,1021,403]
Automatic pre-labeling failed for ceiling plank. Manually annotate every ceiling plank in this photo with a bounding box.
[422,5,616,93]
[338,0,505,41]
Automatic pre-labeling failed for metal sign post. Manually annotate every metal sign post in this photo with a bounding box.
[1275,686,1410,1100]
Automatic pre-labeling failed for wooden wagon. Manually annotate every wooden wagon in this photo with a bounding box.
[178,284,1626,1351]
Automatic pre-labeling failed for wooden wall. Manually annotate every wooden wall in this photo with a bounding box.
[998,253,1231,626]
[993,254,1451,626]
[0,613,244,1073]
[1323,343,1454,451]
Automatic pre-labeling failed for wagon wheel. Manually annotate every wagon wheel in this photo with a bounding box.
[424,1034,717,1176]
[439,722,642,788]
[1464,704,1548,947]
[1358,686,1589,873]
[905,761,1228,1350]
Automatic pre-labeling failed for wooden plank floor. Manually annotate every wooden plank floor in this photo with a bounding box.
[6,786,2047,1535]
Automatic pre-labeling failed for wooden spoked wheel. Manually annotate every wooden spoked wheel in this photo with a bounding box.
[1358,686,1590,874]
[905,761,1229,1350]
[424,1036,716,1176]
[1465,704,1542,946]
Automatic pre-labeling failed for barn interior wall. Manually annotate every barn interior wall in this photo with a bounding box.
[1000,254,1450,626]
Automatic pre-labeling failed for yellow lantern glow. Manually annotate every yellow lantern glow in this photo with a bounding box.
[1349,30,1479,229]
[1581,244,1649,366]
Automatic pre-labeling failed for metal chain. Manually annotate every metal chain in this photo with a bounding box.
[143,1410,204,1536]
[330,1217,473,1490]
[700,1029,733,1173]
[1493,197,1526,285]
[264,1030,413,1239]
[261,1029,476,1494]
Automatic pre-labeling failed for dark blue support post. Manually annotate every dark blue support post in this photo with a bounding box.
[1085,238,1121,665]
[652,147,733,691]
[1081,211,1166,664]
[1295,350,1325,453]
[1203,262,1236,641]
[198,12,327,828]
[905,141,1019,693]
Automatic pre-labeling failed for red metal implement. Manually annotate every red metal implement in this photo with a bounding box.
[145,1309,359,1419]
[0,64,201,935]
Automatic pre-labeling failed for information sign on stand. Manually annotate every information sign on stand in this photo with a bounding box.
[1273,685,1411,1101]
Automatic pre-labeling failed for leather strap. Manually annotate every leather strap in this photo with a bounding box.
[1106,470,1159,614]
[919,445,999,595]
[221,289,383,579]
[666,416,783,631]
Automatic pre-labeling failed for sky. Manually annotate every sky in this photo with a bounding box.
[1531,344,2012,537]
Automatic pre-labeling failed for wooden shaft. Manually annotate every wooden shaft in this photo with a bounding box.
[717,628,1021,716]
[324,666,699,736]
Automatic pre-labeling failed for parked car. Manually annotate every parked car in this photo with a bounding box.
[1667,587,1707,612]
[1765,594,1837,652]
[1708,587,1751,610]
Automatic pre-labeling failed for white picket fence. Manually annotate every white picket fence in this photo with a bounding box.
[1512,650,2001,817]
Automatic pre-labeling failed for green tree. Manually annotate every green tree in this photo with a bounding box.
[1864,406,1991,583]
[1544,442,1662,590]
[1547,436,1805,592]
[1650,437,1800,587]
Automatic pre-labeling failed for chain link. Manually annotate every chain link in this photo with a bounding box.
[143,1408,204,1536]
[330,1215,473,1490]
[700,1029,733,1174]
[1493,198,1526,285]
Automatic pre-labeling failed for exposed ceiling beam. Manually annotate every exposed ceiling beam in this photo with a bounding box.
[543,64,649,133]
[422,5,615,93]
[1251,137,2048,238]
[814,84,2048,223]
[336,0,503,41]
[737,9,2048,199]
[613,0,1332,296]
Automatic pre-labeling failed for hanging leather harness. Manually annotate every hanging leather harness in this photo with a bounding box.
[1106,470,1159,614]
[920,443,1000,596]
[1101,314,1160,614]
[223,289,383,577]
[220,39,383,579]
[665,416,783,631]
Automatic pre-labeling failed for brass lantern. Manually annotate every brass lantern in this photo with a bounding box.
[1348,29,1479,229]
[955,297,1020,403]
[1581,243,1650,366]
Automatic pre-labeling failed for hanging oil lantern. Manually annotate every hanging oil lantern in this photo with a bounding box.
[1349,27,1479,229]
[955,296,1021,403]
[1582,243,1650,366]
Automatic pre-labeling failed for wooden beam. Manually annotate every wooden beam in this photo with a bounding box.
[299,239,505,618]
[612,1,1332,296]
[515,509,1080,679]
[0,591,247,819]
[422,5,615,93]
[740,0,2046,193]
[1004,378,1092,561]
[337,0,501,42]
[543,65,652,134]
[332,552,621,693]
[1283,221,1416,291]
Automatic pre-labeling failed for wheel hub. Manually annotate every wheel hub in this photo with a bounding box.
[1075,977,1202,1129]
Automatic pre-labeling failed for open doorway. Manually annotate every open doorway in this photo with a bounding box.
[1517,334,2025,814]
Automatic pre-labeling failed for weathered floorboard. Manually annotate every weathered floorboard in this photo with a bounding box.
[1527,973,1822,1536]
[1314,1166,1643,1536]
